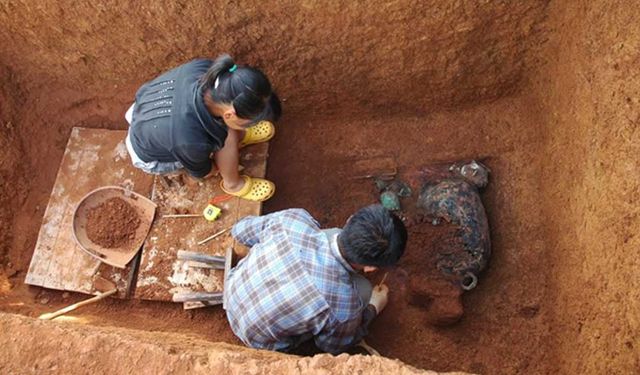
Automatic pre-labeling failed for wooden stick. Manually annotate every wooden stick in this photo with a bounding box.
[197,227,230,245]
[357,340,381,356]
[183,260,224,269]
[350,172,397,180]
[38,289,118,320]
[172,292,223,303]
[177,250,225,264]
[183,300,223,310]
[162,214,201,218]
[378,272,389,286]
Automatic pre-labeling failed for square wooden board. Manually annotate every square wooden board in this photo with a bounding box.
[25,128,154,297]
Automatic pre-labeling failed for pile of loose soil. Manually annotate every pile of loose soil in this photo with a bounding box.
[86,197,141,249]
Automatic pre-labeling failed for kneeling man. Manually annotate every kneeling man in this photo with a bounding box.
[224,204,407,354]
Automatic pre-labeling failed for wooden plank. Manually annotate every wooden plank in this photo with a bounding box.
[183,300,223,310]
[172,292,223,303]
[25,128,154,297]
[349,155,397,179]
[135,142,269,301]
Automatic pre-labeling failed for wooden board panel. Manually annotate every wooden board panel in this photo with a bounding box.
[134,142,268,301]
[25,128,154,297]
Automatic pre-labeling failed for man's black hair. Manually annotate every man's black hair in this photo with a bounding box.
[338,204,407,267]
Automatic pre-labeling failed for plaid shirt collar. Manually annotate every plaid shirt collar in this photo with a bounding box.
[323,229,356,273]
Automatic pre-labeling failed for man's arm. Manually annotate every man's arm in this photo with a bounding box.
[313,305,378,355]
[313,284,389,354]
[232,208,318,248]
[231,215,270,247]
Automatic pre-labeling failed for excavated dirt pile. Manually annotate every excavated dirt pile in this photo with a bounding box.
[85,197,141,249]
[0,1,638,374]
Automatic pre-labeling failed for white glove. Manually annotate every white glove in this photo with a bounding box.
[369,284,389,315]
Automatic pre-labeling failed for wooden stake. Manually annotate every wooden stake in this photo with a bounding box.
[357,340,381,356]
[38,289,118,320]
[378,272,389,287]
[162,214,201,218]
[197,227,230,245]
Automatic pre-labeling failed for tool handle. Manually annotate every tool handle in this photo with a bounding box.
[177,250,225,265]
[38,289,118,320]
[357,340,381,356]
[172,292,223,303]
[197,227,230,245]
[209,194,233,205]
[378,272,389,287]
[162,214,201,218]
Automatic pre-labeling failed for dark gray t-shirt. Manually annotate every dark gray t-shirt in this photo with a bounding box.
[129,59,228,178]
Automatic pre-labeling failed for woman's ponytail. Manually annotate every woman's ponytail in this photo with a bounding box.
[200,54,235,91]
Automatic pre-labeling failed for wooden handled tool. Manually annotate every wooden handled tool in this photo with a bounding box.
[197,227,230,245]
[357,340,381,356]
[38,289,117,320]
[162,213,202,218]
[378,272,389,287]
[38,276,117,320]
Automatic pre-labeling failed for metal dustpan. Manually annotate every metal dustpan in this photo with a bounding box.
[72,186,156,268]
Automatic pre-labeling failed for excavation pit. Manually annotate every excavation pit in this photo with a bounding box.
[1,2,638,374]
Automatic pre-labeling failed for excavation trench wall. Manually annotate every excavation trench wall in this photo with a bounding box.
[532,1,640,373]
[0,0,549,262]
[1,0,639,373]
[0,1,547,115]
[0,313,466,375]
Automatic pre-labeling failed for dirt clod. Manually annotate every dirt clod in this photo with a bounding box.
[86,198,141,249]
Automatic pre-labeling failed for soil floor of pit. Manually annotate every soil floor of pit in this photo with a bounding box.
[0,91,550,374]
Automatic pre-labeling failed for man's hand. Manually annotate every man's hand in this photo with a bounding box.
[369,284,389,315]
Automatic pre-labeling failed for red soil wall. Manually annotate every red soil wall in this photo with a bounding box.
[1,1,638,373]
[530,1,640,373]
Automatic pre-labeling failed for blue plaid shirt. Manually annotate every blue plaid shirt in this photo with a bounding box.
[225,209,376,354]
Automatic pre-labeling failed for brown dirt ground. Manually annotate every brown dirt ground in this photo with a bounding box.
[0,99,550,374]
[265,104,551,373]
[1,1,638,374]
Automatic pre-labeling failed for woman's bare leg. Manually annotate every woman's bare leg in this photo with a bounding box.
[214,129,245,192]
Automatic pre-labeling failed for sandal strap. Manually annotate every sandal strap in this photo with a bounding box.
[220,175,253,196]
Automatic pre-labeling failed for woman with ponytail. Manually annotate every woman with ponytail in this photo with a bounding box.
[124,54,281,201]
